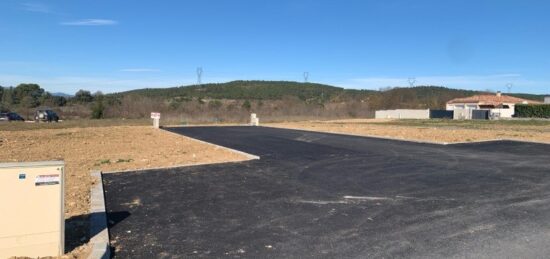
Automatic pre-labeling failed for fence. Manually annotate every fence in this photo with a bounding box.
[429,110,454,119]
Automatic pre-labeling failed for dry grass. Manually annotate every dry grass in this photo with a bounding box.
[0,124,249,258]
[267,119,550,144]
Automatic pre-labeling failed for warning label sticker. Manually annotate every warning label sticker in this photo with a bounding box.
[35,174,60,186]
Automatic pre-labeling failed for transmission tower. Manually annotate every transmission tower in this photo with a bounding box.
[506,83,513,93]
[303,72,309,83]
[196,67,203,86]
[408,77,416,87]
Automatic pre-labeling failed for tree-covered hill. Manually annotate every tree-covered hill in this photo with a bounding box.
[1,80,546,120]
[111,80,546,109]
[112,80,374,101]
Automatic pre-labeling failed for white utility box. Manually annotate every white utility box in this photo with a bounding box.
[0,161,65,258]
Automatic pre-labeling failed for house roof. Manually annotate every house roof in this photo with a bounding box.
[447,94,542,106]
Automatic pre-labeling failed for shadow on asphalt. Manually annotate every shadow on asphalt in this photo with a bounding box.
[65,211,130,254]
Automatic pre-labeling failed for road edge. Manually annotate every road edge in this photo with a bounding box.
[162,126,261,160]
[262,125,550,146]
[101,160,252,174]
[88,171,110,259]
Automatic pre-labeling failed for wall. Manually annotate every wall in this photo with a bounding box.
[375,109,430,119]
[490,107,515,118]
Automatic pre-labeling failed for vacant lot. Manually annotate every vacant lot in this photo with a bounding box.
[0,123,249,258]
[267,119,550,144]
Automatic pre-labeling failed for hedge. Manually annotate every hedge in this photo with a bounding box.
[515,104,550,118]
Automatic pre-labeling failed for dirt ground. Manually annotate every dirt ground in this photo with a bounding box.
[0,125,249,258]
[2,118,549,258]
[267,119,550,144]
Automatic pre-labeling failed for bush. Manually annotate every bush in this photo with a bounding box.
[91,101,105,119]
[515,104,550,118]
[242,100,251,111]
[208,100,223,110]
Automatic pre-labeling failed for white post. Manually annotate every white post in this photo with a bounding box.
[250,113,259,126]
[151,112,161,129]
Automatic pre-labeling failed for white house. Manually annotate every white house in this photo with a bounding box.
[545,96,550,104]
[446,92,541,118]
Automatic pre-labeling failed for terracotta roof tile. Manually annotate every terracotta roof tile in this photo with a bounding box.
[447,94,542,106]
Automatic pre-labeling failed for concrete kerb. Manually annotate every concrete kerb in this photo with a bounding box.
[87,127,261,258]
[101,160,254,175]
[88,171,110,259]
[162,126,260,160]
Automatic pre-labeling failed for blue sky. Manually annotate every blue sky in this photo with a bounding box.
[1,0,549,94]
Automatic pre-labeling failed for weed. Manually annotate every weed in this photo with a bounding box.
[116,159,133,163]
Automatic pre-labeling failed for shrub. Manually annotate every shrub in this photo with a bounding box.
[208,100,223,110]
[91,101,105,119]
[515,104,550,118]
[242,100,251,111]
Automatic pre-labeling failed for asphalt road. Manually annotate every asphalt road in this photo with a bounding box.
[103,126,550,258]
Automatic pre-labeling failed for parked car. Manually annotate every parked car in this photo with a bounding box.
[34,109,59,122]
[0,112,25,122]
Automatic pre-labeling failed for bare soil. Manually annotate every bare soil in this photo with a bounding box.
[0,125,249,258]
[267,119,550,144]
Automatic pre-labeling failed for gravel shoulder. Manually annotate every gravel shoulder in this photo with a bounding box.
[0,125,249,258]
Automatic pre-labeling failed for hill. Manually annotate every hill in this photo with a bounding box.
[111,80,546,110]
[2,80,546,122]
[113,80,374,102]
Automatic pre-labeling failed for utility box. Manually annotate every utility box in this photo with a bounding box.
[0,161,65,258]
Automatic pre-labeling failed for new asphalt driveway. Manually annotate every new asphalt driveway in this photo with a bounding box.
[103,126,550,258]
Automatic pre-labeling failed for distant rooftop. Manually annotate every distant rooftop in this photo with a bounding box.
[447,92,542,106]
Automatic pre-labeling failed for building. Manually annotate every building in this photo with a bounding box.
[446,92,541,118]
[545,96,550,104]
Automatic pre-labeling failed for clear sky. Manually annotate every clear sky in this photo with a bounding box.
[1,0,549,94]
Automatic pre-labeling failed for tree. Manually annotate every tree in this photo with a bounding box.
[0,103,8,112]
[1,87,14,107]
[74,90,94,103]
[91,91,105,119]
[20,95,38,119]
[52,96,67,106]
[14,83,44,105]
